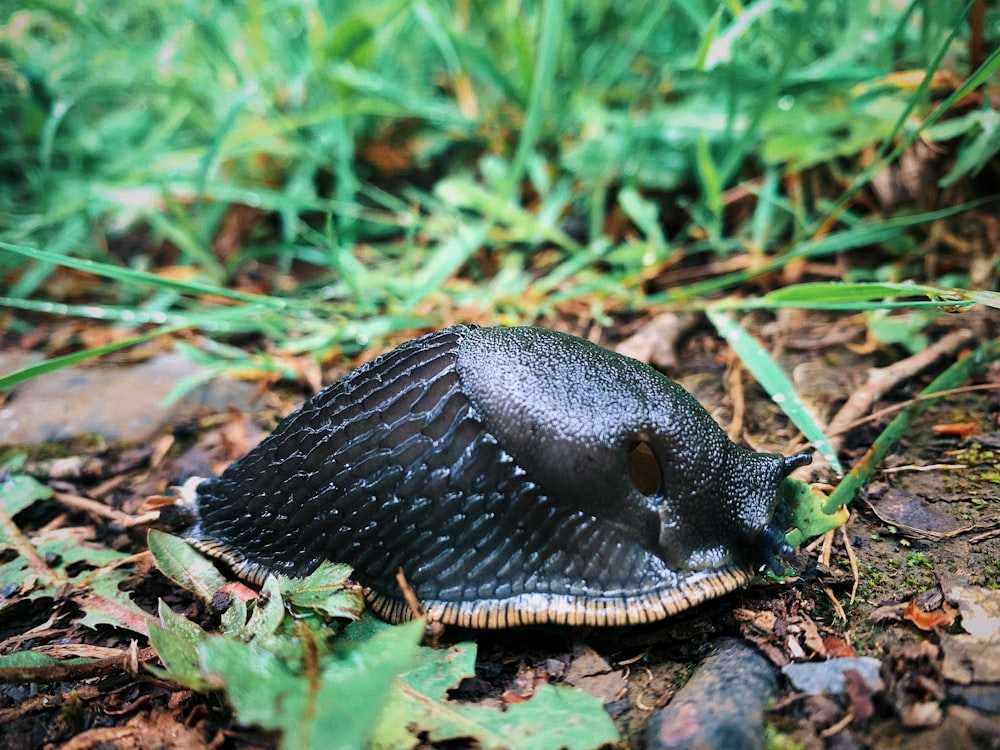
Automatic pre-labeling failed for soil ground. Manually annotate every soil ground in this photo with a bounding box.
[1,308,998,749]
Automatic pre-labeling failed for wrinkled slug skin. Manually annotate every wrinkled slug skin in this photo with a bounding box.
[189,325,810,628]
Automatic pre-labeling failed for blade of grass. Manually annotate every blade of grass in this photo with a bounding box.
[501,0,561,202]
[815,0,994,234]
[404,0,563,306]
[0,324,187,390]
[0,242,298,310]
[718,2,820,185]
[647,197,999,302]
[706,309,841,472]
[756,281,978,308]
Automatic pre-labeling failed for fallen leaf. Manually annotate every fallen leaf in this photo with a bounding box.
[502,671,540,705]
[822,637,858,658]
[931,422,978,437]
[903,599,957,631]
[370,640,619,750]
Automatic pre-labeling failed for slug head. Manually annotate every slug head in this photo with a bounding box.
[457,326,812,580]
[651,445,812,575]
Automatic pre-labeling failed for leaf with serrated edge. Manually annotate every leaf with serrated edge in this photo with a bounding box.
[371,641,620,750]
[0,474,52,518]
[199,618,425,750]
[147,529,226,605]
[280,562,365,620]
[37,535,131,575]
[76,569,158,635]
[146,602,211,690]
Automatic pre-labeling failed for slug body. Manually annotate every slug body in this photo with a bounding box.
[189,325,810,628]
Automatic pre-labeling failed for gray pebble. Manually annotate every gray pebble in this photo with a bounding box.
[646,639,776,750]
[782,657,885,696]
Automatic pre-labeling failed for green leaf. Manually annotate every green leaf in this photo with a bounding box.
[39,537,133,572]
[0,473,53,518]
[782,477,848,549]
[706,309,841,472]
[147,530,227,606]
[199,618,425,750]
[371,641,620,750]
[279,561,365,620]
[219,593,248,636]
[617,186,667,248]
[939,107,1000,187]
[243,575,284,641]
[146,600,212,690]
[76,568,158,634]
[866,308,933,353]
[499,685,620,750]
[0,553,57,611]
[342,610,396,642]
[0,651,60,668]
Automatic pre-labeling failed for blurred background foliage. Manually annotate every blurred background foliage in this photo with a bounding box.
[0,0,997,366]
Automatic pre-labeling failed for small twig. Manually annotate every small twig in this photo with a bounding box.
[842,524,859,605]
[726,360,747,443]
[395,568,423,622]
[54,727,140,750]
[970,527,1000,544]
[881,463,967,474]
[825,329,974,456]
[819,530,847,621]
[75,550,152,587]
[819,710,855,738]
[826,383,1000,438]
[0,646,159,685]
[53,491,137,527]
[0,686,103,724]
[824,337,1000,515]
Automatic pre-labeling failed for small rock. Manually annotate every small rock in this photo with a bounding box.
[1,352,268,445]
[782,657,885,696]
[646,639,776,750]
[948,683,1000,715]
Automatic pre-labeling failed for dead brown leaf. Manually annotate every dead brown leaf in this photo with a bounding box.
[903,599,958,631]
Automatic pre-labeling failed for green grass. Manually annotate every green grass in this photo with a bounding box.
[1,0,998,369]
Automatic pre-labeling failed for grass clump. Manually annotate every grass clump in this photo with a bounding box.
[0,0,997,366]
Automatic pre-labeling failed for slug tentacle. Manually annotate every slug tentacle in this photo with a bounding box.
[187,325,812,628]
[752,523,795,576]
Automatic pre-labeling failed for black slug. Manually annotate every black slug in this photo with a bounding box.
[186,325,811,628]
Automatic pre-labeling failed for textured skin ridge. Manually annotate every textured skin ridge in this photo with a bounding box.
[190,324,807,627]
